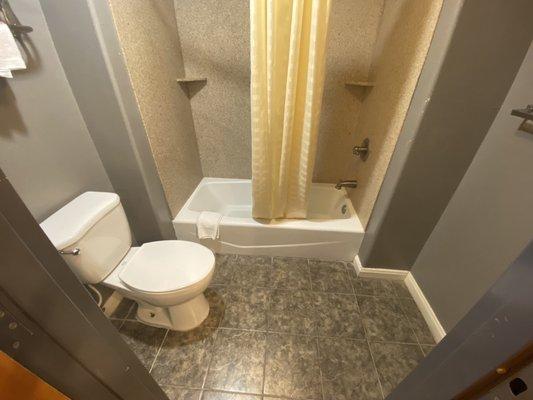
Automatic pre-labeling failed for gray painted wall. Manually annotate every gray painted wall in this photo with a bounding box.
[0,0,112,221]
[39,0,176,242]
[359,0,533,268]
[411,42,533,331]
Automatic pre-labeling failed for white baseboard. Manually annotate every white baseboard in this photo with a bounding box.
[352,255,446,343]
[102,291,123,317]
[404,273,446,343]
[352,256,408,280]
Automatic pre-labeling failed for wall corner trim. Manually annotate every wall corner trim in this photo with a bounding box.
[353,255,446,343]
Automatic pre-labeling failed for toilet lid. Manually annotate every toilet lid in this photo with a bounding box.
[119,241,215,293]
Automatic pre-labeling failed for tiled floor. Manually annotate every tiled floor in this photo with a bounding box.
[110,255,436,400]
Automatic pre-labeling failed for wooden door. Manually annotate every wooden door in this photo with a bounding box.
[0,351,69,400]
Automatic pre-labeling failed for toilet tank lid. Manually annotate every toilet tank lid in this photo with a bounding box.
[40,192,120,250]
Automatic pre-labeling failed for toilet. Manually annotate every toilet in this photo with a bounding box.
[40,191,215,331]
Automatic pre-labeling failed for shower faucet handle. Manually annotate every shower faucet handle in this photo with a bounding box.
[353,138,370,161]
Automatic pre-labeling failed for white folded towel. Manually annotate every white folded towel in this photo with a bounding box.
[0,21,26,78]
[197,211,223,240]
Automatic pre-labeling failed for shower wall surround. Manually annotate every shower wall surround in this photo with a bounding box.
[174,0,385,179]
[108,0,442,225]
[348,0,443,226]
[108,0,203,216]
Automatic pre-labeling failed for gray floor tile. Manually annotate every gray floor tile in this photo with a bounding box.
[267,290,315,335]
[369,342,424,397]
[318,337,382,400]
[203,287,226,328]
[211,254,236,285]
[151,326,217,388]
[231,255,272,287]
[314,292,365,339]
[162,387,201,400]
[398,298,435,345]
[111,319,124,330]
[351,276,397,298]
[357,296,417,343]
[115,254,431,400]
[118,321,166,370]
[309,260,353,293]
[271,257,311,290]
[391,281,411,298]
[264,333,322,399]
[205,330,266,394]
[218,287,270,330]
[202,391,261,400]
[420,344,435,356]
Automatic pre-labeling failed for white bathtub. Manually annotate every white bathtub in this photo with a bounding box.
[173,178,364,261]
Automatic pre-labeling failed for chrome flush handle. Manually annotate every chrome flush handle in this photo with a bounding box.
[59,248,81,256]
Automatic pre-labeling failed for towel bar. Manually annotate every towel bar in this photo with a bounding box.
[0,0,33,40]
[511,105,533,134]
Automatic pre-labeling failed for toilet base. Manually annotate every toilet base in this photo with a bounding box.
[135,293,210,331]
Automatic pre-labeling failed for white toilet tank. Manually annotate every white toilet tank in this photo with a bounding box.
[40,192,132,284]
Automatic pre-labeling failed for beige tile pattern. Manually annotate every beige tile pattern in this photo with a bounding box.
[110,0,442,228]
[314,0,385,183]
[174,0,385,181]
[346,0,444,226]
[174,0,251,178]
[108,0,203,216]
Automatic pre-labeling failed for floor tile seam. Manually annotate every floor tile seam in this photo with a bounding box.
[354,293,411,300]
[116,319,126,331]
[212,283,413,299]
[109,301,136,322]
[315,336,326,400]
[395,296,423,347]
[211,284,361,297]
[198,386,309,399]
[217,326,374,342]
[149,328,169,373]
[201,329,220,391]
[305,258,313,291]
[260,315,269,397]
[343,266,357,295]
[367,339,422,346]
[398,299,436,346]
[354,295,386,400]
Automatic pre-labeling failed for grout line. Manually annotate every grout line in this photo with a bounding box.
[396,296,427,355]
[355,295,386,400]
[210,282,410,299]
[201,329,219,391]
[260,325,269,397]
[149,328,169,373]
[110,301,136,331]
[197,387,301,399]
[315,337,326,400]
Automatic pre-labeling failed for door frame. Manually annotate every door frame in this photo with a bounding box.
[389,242,533,399]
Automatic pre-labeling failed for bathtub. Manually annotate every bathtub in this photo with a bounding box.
[173,178,364,261]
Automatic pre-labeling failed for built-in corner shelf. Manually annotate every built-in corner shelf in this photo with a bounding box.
[176,77,207,84]
[345,81,375,88]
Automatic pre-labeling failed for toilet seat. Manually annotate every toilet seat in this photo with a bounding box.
[119,240,215,294]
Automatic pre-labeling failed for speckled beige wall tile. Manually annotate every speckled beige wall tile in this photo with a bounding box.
[174,0,251,178]
[108,0,203,216]
[346,0,444,227]
[314,0,385,183]
[175,0,385,179]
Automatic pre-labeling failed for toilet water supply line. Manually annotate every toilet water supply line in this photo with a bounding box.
[87,284,103,307]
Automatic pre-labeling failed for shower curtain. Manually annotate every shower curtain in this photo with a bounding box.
[250,0,331,219]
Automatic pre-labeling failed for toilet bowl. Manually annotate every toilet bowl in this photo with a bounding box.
[40,191,215,331]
